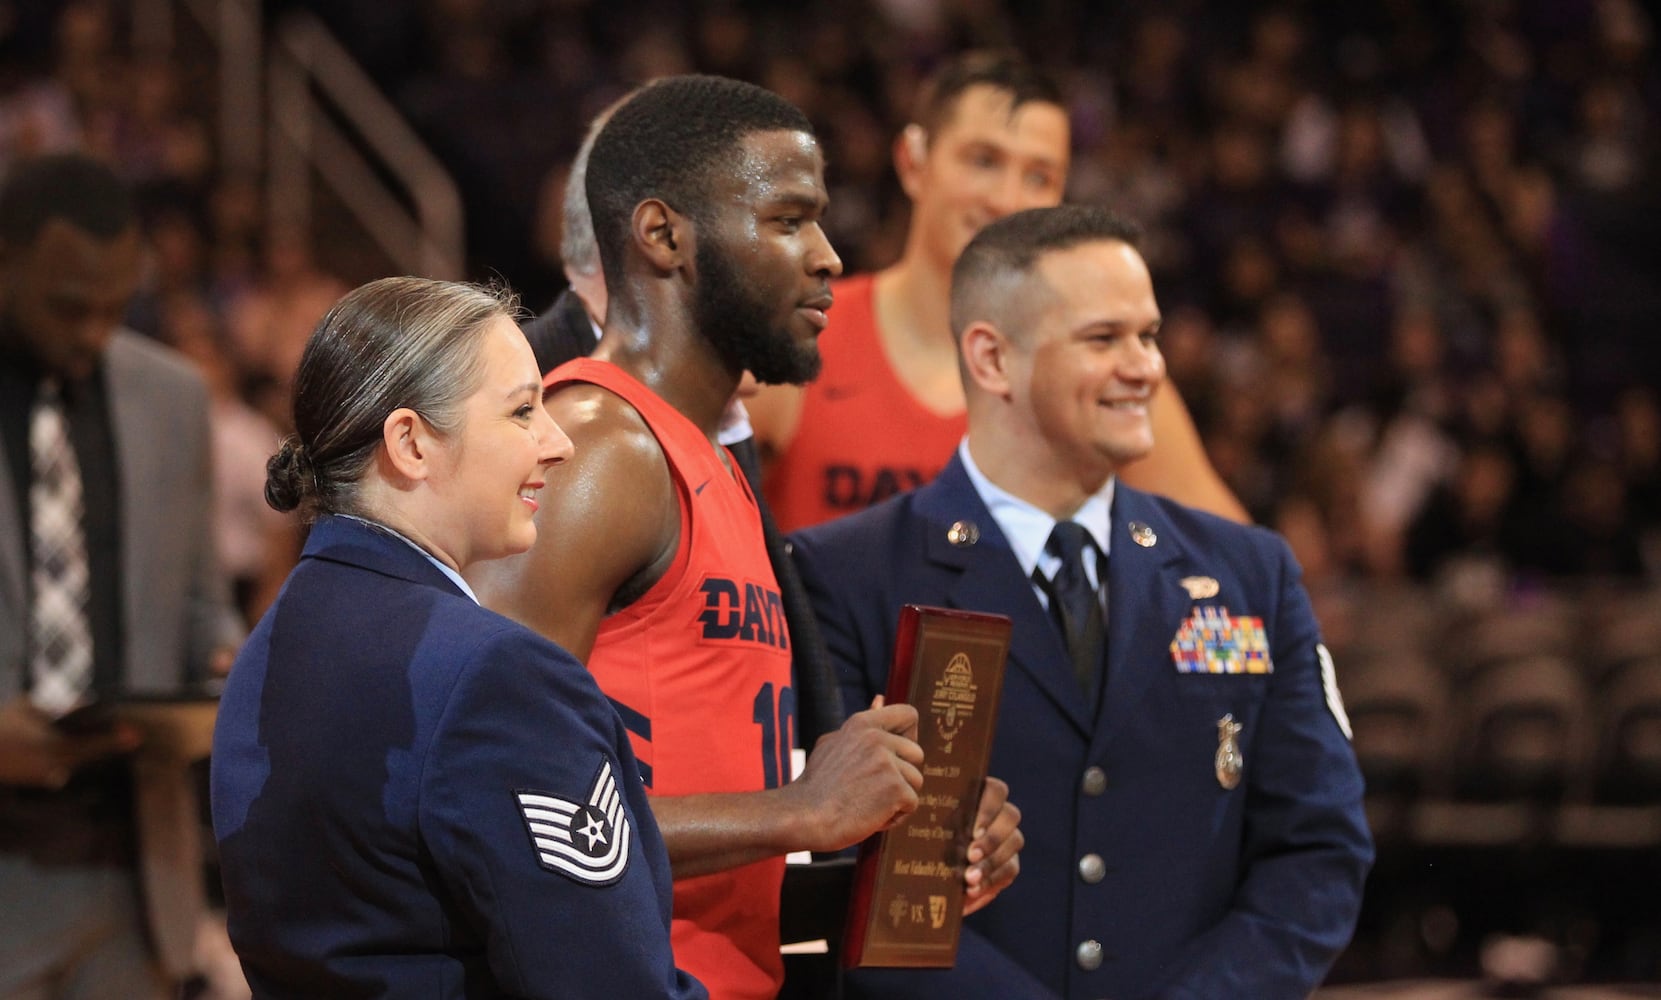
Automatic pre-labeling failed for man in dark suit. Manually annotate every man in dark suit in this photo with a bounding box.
[790,205,1372,1000]
[0,155,244,997]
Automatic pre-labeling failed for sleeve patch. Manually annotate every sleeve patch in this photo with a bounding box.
[515,756,632,886]
[1316,643,1353,741]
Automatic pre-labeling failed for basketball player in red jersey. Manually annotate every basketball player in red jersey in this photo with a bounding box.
[748,50,1247,532]
[472,76,1023,1000]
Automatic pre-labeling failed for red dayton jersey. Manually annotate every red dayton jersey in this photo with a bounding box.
[547,358,794,1000]
[764,272,967,533]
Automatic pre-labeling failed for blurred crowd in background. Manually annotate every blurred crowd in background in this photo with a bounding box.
[2,0,1658,988]
[6,0,1658,615]
[324,0,1661,602]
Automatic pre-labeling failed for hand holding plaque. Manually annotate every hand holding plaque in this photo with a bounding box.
[960,774,1022,916]
[842,605,1012,968]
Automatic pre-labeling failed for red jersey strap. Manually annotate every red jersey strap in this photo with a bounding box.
[545,357,729,481]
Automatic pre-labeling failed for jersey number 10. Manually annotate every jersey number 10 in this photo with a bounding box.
[752,681,797,790]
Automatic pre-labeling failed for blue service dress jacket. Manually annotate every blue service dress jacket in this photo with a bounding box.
[789,455,1373,1000]
[211,515,705,999]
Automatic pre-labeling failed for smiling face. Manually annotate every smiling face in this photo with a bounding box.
[1006,240,1165,483]
[1,219,141,380]
[695,128,843,386]
[905,85,1070,270]
[429,316,573,568]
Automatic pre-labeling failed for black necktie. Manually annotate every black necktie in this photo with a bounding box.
[1039,521,1105,695]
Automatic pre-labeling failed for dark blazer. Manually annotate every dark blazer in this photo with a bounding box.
[211,516,704,999]
[790,454,1373,1000]
[521,286,599,377]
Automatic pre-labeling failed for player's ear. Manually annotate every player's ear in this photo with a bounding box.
[633,198,687,272]
[894,124,930,201]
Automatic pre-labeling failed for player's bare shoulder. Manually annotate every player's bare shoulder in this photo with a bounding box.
[470,380,679,655]
[540,379,679,576]
[543,380,672,486]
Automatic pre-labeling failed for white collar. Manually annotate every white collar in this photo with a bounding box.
[958,441,1114,587]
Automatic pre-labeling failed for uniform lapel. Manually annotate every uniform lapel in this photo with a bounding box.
[1096,486,1188,751]
[305,515,474,599]
[917,458,1095,739]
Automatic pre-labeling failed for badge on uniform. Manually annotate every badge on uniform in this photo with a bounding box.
[1215,714,1243,789]
[1169,606,1272,674]
[1179,576,1219,599]
[515,756,631,886]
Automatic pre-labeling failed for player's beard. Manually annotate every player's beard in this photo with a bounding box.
[695,237,822,386]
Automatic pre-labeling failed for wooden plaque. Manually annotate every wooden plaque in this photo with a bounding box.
[842,604,1012,968]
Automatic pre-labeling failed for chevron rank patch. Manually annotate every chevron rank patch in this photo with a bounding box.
[516,757,631,886]
[1316,642,1353,741]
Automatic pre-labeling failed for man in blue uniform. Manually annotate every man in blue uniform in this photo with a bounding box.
[790,205,1372,1000]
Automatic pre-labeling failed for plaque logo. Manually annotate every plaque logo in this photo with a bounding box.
[930,652,978,753]
[928,895,948,929]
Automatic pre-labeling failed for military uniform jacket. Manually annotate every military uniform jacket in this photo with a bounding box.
[210,516,705,999]
[789,454,1372,1000]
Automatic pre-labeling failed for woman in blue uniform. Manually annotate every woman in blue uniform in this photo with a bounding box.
[210,276,704,999]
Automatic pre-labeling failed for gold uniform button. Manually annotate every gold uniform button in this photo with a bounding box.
[1081,766,1107,796]
[1078,853,1106,884]
[1076,939,1103,971]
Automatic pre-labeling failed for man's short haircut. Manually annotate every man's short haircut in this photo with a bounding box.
[586,75,813,290]
[912,49,1064,139]
[0,152,133,246]
[950,205,1143,339]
